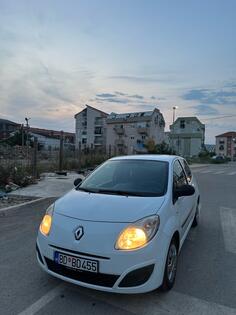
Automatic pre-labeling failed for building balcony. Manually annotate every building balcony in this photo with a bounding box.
[115,139,125,146]
[94,140,103,146]
[114,127,125,135]
[137,127,149,134]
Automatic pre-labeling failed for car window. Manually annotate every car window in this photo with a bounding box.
[173,160,188,190]
[182,159,192,183]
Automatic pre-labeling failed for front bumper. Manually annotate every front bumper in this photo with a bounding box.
[36,214,169,293]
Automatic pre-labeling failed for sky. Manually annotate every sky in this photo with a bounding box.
[0,0,236,144]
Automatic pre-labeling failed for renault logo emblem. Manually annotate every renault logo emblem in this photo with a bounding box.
[74,226,84,240]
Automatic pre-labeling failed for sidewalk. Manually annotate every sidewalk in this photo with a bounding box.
[10,172,84,198]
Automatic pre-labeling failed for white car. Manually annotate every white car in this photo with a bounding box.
[36,155,200,293]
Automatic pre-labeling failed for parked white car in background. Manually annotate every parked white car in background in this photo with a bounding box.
[37,155,200,293]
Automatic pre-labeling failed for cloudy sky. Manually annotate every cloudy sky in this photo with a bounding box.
[0,0,236,143]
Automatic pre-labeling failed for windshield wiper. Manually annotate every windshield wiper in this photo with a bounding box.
[77,187,99,193]
[78,187,155,196]
[95,189,145,196]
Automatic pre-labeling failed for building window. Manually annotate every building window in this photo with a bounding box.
[94,117,103,125]
[219,139,224,144]
[82,138,87,144]
[130,136,134,139]
[141,135,146,140]
[219,145,224,151]
[180,120,185,129]
[94,127,102,135]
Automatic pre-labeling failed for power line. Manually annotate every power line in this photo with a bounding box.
[201,114,236,122]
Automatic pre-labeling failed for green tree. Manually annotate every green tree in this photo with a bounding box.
[156,141,176,155]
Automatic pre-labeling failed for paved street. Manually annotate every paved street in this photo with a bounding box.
[1,163,236,315]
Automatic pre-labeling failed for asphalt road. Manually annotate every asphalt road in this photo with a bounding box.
[1,163,236,315]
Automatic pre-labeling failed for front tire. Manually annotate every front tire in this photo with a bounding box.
[161,238,178,291]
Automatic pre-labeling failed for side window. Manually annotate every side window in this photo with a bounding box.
[173,160,187,190]
[183,160,192,182]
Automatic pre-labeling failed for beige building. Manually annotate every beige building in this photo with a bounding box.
[75,105,108,150]
[215,132,236,159]
[169,117,205,157]
[106,108,165,155]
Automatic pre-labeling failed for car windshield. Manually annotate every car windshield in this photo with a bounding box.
[77,159,169,197]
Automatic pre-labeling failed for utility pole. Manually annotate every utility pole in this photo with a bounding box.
[21,124,24,148]
[25,117,31,163]
[32,137,38,179]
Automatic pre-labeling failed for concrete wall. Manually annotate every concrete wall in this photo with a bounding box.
[170,117,205,157]
[30,132,60,149]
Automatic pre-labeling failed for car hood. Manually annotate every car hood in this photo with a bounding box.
[54,189,165,223]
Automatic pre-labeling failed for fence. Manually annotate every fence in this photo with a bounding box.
[0,142,113,186]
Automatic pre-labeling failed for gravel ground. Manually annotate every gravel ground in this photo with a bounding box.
[0,194,39,209]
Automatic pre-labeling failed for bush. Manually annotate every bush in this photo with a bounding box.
[0,164,33,188]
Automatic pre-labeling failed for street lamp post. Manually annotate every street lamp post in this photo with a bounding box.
[173,106,178,123]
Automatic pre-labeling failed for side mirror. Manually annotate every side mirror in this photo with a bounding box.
[74,178,82,187]
[174,184,195,198]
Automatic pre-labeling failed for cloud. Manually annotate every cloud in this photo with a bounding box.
[114,91,128,96]
[96,93,116,98]
[95,97,129,104]
[129,94,144,99]
[192,104,219,116]
[182,83,236,105]
[94,91,146,104]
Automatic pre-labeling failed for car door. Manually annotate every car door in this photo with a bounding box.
[172,160,195,240]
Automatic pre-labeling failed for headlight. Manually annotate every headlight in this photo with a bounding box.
[39,203,54,236]
[115,215,160,250]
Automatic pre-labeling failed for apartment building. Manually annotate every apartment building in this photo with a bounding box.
[106,108,165,155]
[169,117,205,157]
[215,131,236,159]
[75,105,108,150]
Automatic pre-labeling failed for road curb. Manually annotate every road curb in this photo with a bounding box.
[0,197,48,215]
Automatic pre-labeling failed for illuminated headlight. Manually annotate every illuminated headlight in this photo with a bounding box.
[39,203,54,236]
[115,215,160,250]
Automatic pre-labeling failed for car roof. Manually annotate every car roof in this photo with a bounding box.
[109,154,182,163]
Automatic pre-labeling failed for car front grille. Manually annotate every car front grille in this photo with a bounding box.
[45,257,120,288]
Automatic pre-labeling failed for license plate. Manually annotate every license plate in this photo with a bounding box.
[54,251,98,273]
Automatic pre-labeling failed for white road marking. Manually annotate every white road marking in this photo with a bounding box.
[220,207,236,254]
[84,287,236,315]
[199,170,212,173]
[228,171,236,175]
[214,171,225,174]
[17,285,63,315]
